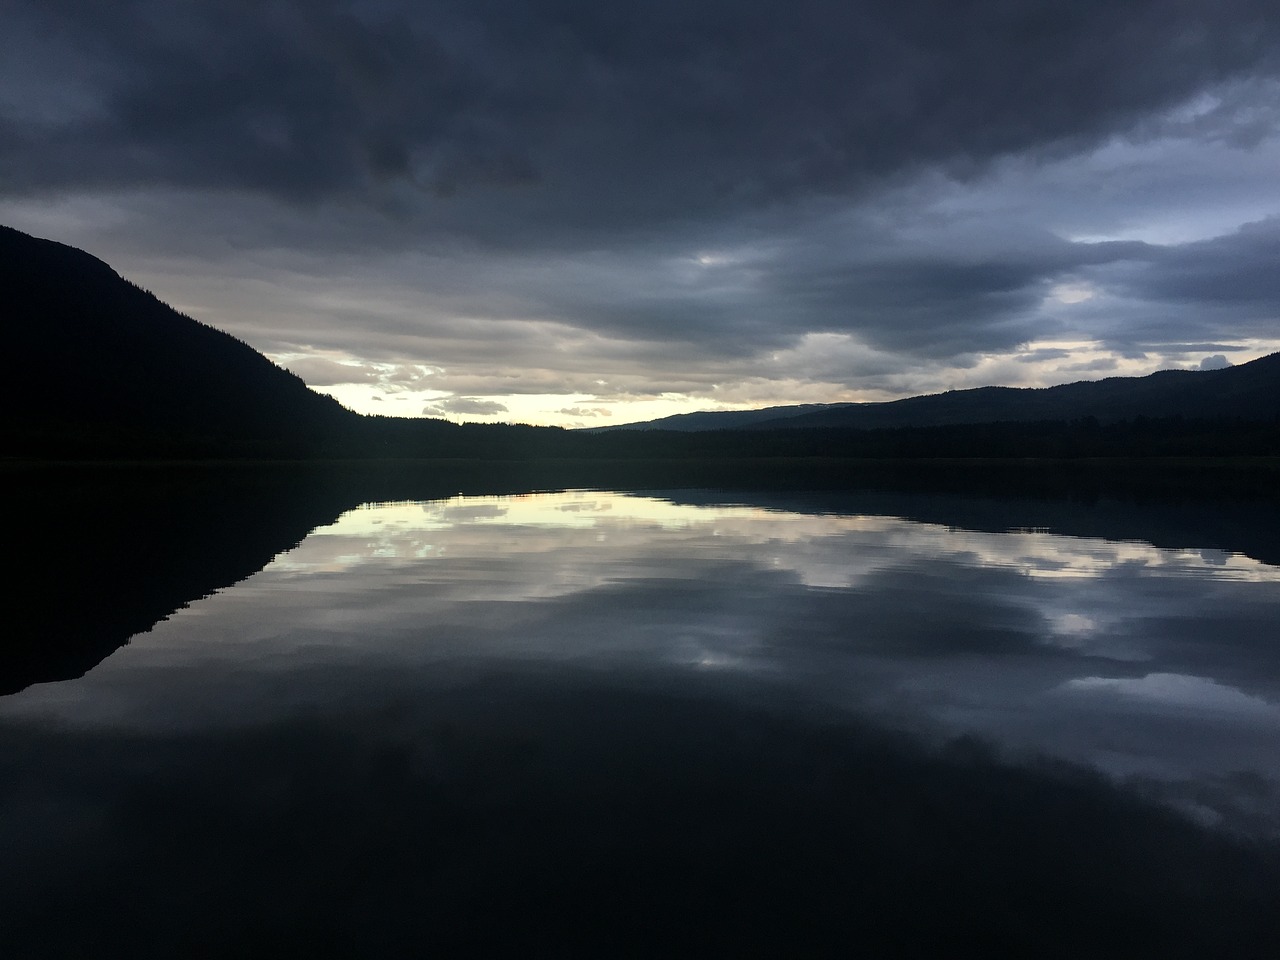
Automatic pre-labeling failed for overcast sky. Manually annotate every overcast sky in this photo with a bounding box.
[4,0,1279,425]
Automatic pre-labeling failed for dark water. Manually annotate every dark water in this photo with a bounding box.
[4,470,1280,956]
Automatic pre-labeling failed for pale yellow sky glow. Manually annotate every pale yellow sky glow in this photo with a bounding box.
[289,337,1280,428]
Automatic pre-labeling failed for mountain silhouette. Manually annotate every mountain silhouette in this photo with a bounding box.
[590,402,857,432]
[2,225,358,458]
[755,356,1280,430]
[598,355,1280,433]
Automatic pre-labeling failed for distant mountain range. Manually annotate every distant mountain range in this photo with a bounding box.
[3,223,1278,460]
[597,354,1280,432]
[587,403,857,432]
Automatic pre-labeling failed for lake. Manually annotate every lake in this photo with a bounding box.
[3,469,1280,956]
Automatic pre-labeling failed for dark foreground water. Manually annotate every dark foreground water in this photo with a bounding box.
[4,476,1280,956]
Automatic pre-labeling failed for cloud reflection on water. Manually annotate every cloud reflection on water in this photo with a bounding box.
[5,490,1280,835]
[4,488,1280,954]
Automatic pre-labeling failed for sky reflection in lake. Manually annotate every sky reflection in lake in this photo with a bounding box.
[6,489,1280,835]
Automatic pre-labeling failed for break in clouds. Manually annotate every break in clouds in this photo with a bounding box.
[3,0,1279,423]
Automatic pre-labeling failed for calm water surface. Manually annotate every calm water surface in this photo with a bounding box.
[4,488,1280,955]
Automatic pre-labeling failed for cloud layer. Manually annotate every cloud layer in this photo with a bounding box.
[3,1,1279,422]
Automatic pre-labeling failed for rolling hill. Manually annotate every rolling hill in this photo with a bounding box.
[598,354,1280,433]
[589,403,856,432]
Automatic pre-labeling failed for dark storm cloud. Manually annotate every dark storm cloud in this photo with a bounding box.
[605,228,1156,357]
[1138,216,1280,308]
[754,239,1066,354]
[1047,217,1280,351]
[4,0,1279,240]
[182,202,1276,381]
[753,218,1280,357]
[3,0,1279,412]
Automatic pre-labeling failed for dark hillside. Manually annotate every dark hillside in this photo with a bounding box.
[751,353,1280,430]
[1,225,358,457]
[592,402,855,432]
[591,354,1280,434]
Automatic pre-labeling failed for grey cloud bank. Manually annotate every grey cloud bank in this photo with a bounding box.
[3,0,1279,423]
